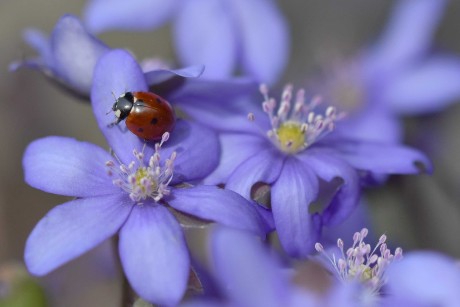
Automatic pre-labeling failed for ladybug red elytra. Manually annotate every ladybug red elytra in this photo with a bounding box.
[110,91,175,141]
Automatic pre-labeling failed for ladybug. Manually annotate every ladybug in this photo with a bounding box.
[110,91,175,141]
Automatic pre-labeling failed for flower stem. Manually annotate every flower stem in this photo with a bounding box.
[112,235,135,307]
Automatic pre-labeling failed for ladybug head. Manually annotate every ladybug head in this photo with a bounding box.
[112,92,134,122]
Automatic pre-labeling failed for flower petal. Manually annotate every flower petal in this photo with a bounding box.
[383,56,460,115]
[271,157,321,257]
[331,139,432,175]
[91,49,148,162]
[51,14,110,95]
[211,227,293,307]
[204,133,268,185]
[119,205,189,306]
[299,150,360,226]
[173,0,237,78]
[84,0,179,33]
[22,28,52,67]
[366,0,447,72]
[145,65,205,89]
[385,252,460,306]
[168,186,270,237]
[230,0,289,84]
[25,194,132,276]
[161,120,220,183]
[23,136,118,197]
[226,148,285,199]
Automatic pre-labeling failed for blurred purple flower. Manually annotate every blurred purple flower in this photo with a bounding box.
[182,226,319,307]
[83,0,289,84]
[311,0,460,143]
[205,85,431,257]
[10,14,110,97]
[23,133,270,305]
[382,251,460,306]
[12,14,258,127]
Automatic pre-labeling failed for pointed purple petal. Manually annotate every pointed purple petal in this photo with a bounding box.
[173,0,237,78]
[204,133,267,185]
[271,157,321,257]
[84,0,178,33]
[367,0,447,72]
[145,65,205,87]
[51,14,110,94]
[211,227,292,306]
[383,56,460,115]
[230,0,289,84]
[119,205,189,306]
[161,120,220,183]
[25,194,132,276]
[331,140,432,175]
[299,150,360,226]
[23,136,118,197]
[91,49,148,162]
[385,252,460,306]
[168,186,270,237]
[226,148,284,199]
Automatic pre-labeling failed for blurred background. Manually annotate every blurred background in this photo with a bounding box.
[1,0,460,306]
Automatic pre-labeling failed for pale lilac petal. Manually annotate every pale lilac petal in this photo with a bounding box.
[211,227,292,307]
[383,56,460,115]
[51,14,110,94]
[299,150,360,226]
[25,194,132,276]
[23,136,118,197]
[161,120,220,183]
[84,0,179,33]
[367,0,447,71]
[145,65,204,87]
[230,0,289,84]
[91,49,148,162]
[384,252,460,306]
[271,157,321,257]
[226,148,284,199]
[331,140,432,175]
[335,107,402,143]
[173,0,237,78]
[168,186,270,237]
[204,133,268,185]
[119,205,189,306]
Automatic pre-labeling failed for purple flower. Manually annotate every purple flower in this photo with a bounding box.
[10,14,110,97]
[23,132,270,305]
[382,251,460,306]
[205,85,431,257]
[182,226,318,307]
[83,0,289,84]
[310,0,460,143]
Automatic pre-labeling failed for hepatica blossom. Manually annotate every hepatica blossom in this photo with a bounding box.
[310,0,460,143]
[205,84,431,257]
[83,0,289,84]
[23,122,272,307]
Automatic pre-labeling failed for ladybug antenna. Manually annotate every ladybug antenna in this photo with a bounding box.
[111,91,118,100]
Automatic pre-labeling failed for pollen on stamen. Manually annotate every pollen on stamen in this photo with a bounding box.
[105,132,176,203]
[256,84,346,155]
[315,228,402,295]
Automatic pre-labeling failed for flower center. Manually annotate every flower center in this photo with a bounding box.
[315,228,403,295]
[252,84,345,154]
[105,132,176,203]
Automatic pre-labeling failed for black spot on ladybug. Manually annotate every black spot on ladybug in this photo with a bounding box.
[150,118,158,125]
[156,98,162,104]
[137,127,144,132]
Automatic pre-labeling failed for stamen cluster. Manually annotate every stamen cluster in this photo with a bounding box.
[315,228,403,294]
[253,84,345,154]
[105,133,176,203]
